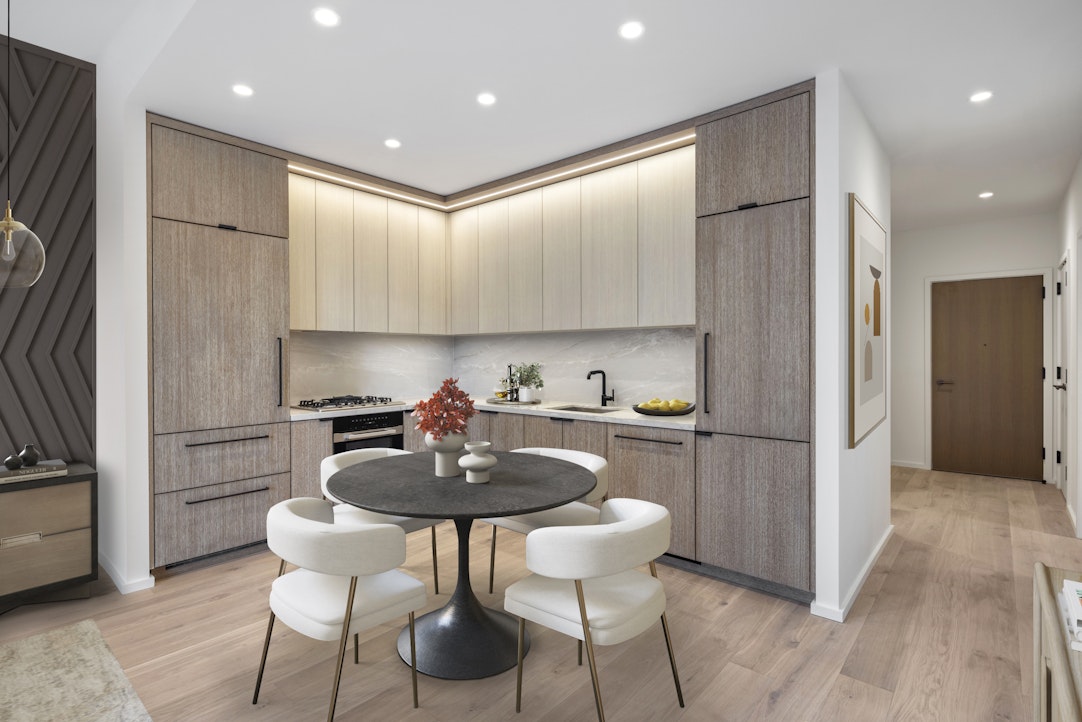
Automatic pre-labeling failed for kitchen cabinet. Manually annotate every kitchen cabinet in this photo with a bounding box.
[388,199,420,333]
[404,416,426,452]
[290,419,334,499]
[507,189,544,332]
[696,199,810,441]
[637,145,695,327]
[477,199,510,333]
[695,93,810,216]
[152,219,290,434]
[607,425,695,558]
[542,178,582,331]
[695,433,811,592]
[418,207,449,335]
[316,181,355,332]
[450,207,479,334]
[581,163,638,329]
[288,174,317,330]
[472,410,525,450]
[354,190,389,333]
[150,125,288,238]
[522,415,607,459]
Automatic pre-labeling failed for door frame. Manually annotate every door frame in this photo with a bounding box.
[923,267,1054,479]
[1055,251,1069,491]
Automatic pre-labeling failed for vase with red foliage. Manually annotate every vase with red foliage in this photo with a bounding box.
[412,377,477,477]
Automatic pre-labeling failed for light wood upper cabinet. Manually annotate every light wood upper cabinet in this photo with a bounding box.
[388,199,420,333]
[315,181,354,332]
[288,174,317,330]
[450,207,479,335]
[354,190,389,333]
[417,207,448,335]
[696,93,810,216]
[581,163,638,329]
[507,189,544,333]
[151,125,287,237]
[637,146,695,326]
[478,198,510,333]
[542,178,582,331]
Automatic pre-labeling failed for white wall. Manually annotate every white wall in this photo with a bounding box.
[1061,156,1082,532]
[811,69,893,622]
[891,212,1061,469]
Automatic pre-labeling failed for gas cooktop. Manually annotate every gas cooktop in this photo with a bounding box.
[292,395,402,412]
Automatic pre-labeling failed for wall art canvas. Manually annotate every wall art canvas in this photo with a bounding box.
[849,193,887,447]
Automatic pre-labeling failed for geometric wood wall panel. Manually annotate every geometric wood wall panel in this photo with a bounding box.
[0,37,95,464]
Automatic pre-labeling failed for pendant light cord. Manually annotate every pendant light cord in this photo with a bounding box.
[6,0,10,207]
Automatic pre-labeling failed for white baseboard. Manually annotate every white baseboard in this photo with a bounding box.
[890,459,929,470]
[810,524,895,623]
[1068,502,1078,537]
[99,552,155,595]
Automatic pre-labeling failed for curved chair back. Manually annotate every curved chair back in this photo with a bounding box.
[320,448,413,502]
[524,498,670,580]
[511,447,608,503]
[267,497,406,577]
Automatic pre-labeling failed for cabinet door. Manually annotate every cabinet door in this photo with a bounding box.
[288,174,317,330]
[388,199,420,333]
[561,419,608,459]
[476,410,524,450]
[478,199,510,333]
[151,125,222,228]
[354,191,389,332]
[581,163,637,329]
[450,208,479,334]
[542,178,582,330]
[696,93,810,216]
[220,143,288,237]
[608,424,695,558]
[695,433,810,591]
[418,207,448,335]
[522,415,564,449]
[696,200,809,441]
[638,146,695,326]
[290,419,333,499]
[152,219,289,433]
[507,189,544,332]
[315,181,354,331]
[404,416,427,452]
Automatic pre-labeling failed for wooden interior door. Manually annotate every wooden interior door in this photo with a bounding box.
[931,276,1043,480]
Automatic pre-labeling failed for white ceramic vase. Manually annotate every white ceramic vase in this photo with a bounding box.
[518,387,535,403]
[459,441,497,484]
[425,432,468,477]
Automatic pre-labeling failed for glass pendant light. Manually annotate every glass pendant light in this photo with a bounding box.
[0,0,44,289]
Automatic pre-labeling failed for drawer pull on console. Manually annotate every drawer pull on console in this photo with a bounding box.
[184,434,271,449]
[613,434,684,446]
[1,532,43,548]
[184,486,270,505]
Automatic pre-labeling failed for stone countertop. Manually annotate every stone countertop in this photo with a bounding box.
[290,398,696,430]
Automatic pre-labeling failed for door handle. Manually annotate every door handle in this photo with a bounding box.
[935,379,954,386]
[702,332,711,414]
[1054,384,1067,391]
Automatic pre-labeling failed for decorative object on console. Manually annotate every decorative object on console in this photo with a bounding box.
[0,459,68,483]
[18,443,39,466]
[512,362,544,403]
[848,193,888,448]
[413,377,476,477]
[459,441,497,484]
[3,453,21,470]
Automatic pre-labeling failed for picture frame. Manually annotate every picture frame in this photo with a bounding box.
[848,193,887,448]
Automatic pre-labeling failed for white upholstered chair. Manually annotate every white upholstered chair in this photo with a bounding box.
[504,498,684,720]
[321,448,444,594]
[252,497,427,721]
[481,447,608,593]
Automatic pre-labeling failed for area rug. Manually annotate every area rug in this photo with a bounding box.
[0,619,151,721]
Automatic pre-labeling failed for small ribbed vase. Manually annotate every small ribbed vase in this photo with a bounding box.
[425,432,468,477]
[459,441,497,484]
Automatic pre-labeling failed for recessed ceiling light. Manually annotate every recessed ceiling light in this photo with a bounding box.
[477,92,496,106]
[979,191,994,199]
[313,8,340,27]
[970,90,993,103]
[384,138,401,149]
[619,20,645,40]
[232,84,253,97]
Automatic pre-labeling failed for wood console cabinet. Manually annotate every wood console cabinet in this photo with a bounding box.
[0,465,97,604]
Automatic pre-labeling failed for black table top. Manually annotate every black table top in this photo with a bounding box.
[325,451,596,520]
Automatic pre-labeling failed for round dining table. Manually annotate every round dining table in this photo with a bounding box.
[326,449,596,680]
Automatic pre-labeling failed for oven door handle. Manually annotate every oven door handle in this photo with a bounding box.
[333,426,404,443]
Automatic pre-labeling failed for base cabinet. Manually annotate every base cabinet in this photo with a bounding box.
[290,419,334,498]
[696,433,811,592]
[522,415,608,459]
[471,410,525,451]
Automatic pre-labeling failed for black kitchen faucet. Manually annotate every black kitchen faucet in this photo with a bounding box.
[587,370,615,407]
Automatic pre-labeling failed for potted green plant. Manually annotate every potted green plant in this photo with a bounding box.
[412,377,477,476]
[513,362,544,403]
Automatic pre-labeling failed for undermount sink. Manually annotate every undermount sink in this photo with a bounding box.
[550,404,621,414]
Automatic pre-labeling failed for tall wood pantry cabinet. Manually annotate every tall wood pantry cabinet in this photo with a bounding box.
[693,87,815,598]
[149,120,292,568]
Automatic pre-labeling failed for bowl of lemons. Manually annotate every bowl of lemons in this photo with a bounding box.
[633,397,695,416]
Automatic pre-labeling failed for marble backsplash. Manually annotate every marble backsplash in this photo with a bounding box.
[290,327,695,407]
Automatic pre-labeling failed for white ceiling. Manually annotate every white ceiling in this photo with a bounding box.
[12,0,1082,232]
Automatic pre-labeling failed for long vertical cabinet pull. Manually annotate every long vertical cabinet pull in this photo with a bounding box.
[276,337,284,407]
[703,332,711,415]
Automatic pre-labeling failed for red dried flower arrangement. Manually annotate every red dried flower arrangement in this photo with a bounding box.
[411,377,476,440]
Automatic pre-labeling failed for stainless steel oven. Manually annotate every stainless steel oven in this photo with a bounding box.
[332,411,405,453]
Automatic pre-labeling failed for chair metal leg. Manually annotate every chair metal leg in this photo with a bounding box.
[488,525,498,594]
[253,558,287,704]
[327,576,359,722]
[430,525,440,595]
[354,633,359,665]
[575,580,605,722]
[578,639,583,666]
[408,611,419,709]
[515,617,526,713]
[650,562,684,708]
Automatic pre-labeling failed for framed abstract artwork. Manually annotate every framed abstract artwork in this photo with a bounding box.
[849,193,887,448]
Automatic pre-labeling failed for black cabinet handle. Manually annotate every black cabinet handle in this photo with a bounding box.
[613,434,683,446]
[184,434,270,448]
[185,486,269,505]
[703,332,711,415]
[218,223,238,231]
[481,410,498,415]
[737,202,759,211]
[277,337,284,407]
[695,431,713,438]
[551,417,574,423]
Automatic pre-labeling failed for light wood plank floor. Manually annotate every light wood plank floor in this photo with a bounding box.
[1,467,1078,720]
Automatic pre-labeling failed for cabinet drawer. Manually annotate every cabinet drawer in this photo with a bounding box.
[0,481,91,538]
[154,423,290,493]
[154,473,290,567]
[0,528,93,597]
